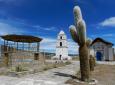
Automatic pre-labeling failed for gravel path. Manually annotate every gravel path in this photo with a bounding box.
[0,61,80,85]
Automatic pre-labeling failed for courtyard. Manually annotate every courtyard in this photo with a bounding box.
[0,61,115,85]
[0,61,79,85]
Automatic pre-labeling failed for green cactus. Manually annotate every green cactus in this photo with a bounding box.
[89,55,95,71]
[86,38,92,47]
[69,6,92,81]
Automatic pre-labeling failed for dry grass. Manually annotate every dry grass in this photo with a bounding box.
[91,64,115,85]
[43,61,71,71]
[72,56,79,61]
[0,61,72,77]
[66,64,115,85]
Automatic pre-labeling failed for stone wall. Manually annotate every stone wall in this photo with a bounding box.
[0,51,45,67]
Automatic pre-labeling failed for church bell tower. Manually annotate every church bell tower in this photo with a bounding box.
[53,30,71,60]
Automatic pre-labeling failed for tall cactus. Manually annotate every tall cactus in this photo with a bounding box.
[69,6,91,81]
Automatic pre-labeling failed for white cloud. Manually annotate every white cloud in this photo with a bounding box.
[102,34,114,37]
[40,38,79,54]
[68,40,79,54]
[34,25,57,31]
[0,22,25,35]
[0,21,27,45]
[100,17,115,27]
[90,33,115,38]
[0,20,58,36]
[40,37,56,52]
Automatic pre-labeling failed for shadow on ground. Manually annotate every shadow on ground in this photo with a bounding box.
[54,72,78,79]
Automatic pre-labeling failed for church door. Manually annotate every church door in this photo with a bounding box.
[59,55,62,60]
[60,42,62,46]
[96,52,103,61]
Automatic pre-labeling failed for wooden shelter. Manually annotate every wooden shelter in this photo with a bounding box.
[0,34,43,67]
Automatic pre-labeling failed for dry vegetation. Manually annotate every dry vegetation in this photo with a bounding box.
[66,64,115,85]
[43,61,71,71]
[72,56,79,61]
[91,64,115,85]
[0,61,72,77]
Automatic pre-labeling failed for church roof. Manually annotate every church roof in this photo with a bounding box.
[91,37,114,46]
[59,30,65,35]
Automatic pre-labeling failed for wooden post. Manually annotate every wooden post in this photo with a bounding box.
[14,42,16,52]
[37,42,40,61]
[3,40,9,67]
[17,42,18,51]
[4,53,9,67]
[37,42,39,52]
[28,43,31,51]
[6,40,9,52]
[4,40,6,52]
[23,42,24,51]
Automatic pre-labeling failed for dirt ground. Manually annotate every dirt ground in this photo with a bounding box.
[0,61,80,85]
[66,64,115,85]
[92,64,115,85]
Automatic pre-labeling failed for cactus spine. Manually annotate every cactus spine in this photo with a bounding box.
[69,6,91,81]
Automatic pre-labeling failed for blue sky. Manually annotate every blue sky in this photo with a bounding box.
[0,0,115,54]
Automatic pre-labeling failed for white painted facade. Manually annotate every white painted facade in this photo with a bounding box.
[52,30,71,60]
[91,38,114,61]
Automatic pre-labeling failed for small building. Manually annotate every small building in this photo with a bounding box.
[91,38,114,61]
[52,30,71,60]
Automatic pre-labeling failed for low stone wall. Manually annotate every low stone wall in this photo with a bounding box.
[11,51,34,66]
[0,51,45,67]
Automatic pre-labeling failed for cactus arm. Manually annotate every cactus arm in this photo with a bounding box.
[74,6,87,46]
[86,38,92,47]
[77,20,86,46]
[74,6,82,25]
[69,25,80,44]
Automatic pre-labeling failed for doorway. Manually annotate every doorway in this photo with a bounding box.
[59,55,62,60]
[96,52,103,61]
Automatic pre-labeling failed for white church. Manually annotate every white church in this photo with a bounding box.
[91,38,115,61]
[52,30,71,60]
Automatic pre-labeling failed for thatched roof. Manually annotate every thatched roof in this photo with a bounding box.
[91,37,113,46]
[0,34,42,43]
